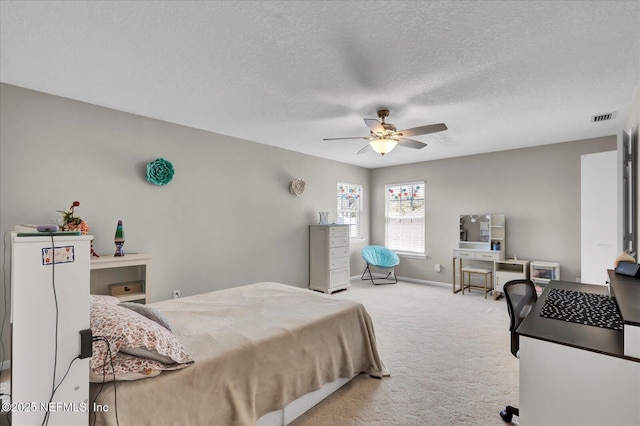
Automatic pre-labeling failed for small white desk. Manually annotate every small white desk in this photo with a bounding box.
[451,248,504,293]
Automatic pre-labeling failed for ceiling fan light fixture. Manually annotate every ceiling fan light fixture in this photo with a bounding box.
[370,138,398,155]
[324,108,447,155]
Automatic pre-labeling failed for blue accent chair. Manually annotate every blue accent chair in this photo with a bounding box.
[361,245,400,285]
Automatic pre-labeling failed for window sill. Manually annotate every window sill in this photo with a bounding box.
[397,253,427,260]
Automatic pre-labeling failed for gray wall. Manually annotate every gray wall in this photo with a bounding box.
[0,82,624,366]
[370,136,616,285]
[0,84,371,361]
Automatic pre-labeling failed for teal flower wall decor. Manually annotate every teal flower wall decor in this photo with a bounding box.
[146,158,174,186]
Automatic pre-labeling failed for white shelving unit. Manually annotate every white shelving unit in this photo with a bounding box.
[490,214,505,252]
[90,253,152,303]
[453,214,506,293]
[530,261,560,294]
[494,259,530,300]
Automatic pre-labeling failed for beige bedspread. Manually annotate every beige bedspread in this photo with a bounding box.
[90,282,387,425]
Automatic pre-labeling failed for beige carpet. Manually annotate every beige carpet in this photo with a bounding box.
[291,279,519,426]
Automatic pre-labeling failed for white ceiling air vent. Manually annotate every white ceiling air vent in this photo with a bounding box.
[591,111,617,122]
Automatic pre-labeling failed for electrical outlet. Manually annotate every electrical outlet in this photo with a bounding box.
[435,263,442,272]
[173,289,181,299]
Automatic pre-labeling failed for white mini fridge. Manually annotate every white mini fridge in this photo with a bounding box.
[11,233,92,426]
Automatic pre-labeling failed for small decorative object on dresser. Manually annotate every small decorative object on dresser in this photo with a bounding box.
[319,211,329,224]
[146,157,175,186]
[289,178,306,196]
[58,200,100,257]
[114,219,125,256]
[58,200,89,233]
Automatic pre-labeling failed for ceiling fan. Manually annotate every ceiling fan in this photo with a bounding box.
[323,109,448,155]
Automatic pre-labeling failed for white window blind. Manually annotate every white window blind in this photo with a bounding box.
[385,182,425,255]
[336,182,363,239]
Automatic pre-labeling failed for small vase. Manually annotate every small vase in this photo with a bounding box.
[64,220,89,235]
[319,212,329,225]
[114,220,125,257]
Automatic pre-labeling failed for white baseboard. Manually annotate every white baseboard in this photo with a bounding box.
[351,274,451,289]
[0,360,10,371]
[396,276,451,289]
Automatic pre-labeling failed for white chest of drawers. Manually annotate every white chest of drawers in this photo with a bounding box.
[309,225,350,294]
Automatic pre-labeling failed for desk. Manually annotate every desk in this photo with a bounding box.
[517,280,640,425]
[451,248,504,293]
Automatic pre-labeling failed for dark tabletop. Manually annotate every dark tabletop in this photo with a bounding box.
[517,280,634,361]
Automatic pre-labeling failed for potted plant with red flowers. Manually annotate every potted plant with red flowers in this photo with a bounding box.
[58,201,89,234]
[58,201,99,257]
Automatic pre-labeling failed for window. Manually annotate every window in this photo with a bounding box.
[385,182,425,256]
[337,182,363,239]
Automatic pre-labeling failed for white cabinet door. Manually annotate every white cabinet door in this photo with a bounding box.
[581,150,617,285]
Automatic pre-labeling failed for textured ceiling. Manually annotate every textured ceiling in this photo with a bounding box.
[1,1,639,168]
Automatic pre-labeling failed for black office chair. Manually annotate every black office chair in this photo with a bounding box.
[500,279,538,423]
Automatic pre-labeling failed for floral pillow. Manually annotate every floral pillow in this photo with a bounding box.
[89,353,162,383]
[90,301,193,381]
[90,294,120,306]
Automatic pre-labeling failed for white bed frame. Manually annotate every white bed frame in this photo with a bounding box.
[257,377,351,425]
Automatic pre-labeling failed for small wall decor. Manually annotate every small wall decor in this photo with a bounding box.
[289,178,306,196]
[114,219,125,257]
[146,158,175,186]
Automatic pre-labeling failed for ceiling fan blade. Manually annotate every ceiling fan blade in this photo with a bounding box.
[398,123,448,137]
[323,136,371,141]
[364,118,385,134]
[357,144,372,154]
[397,138,428,149]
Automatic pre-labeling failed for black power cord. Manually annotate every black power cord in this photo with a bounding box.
[43,354,81,415]
[41,232,59,426]
[91,336,119,426]
[41,235,94,425]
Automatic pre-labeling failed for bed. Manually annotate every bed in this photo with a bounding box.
[89,282,388,425]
